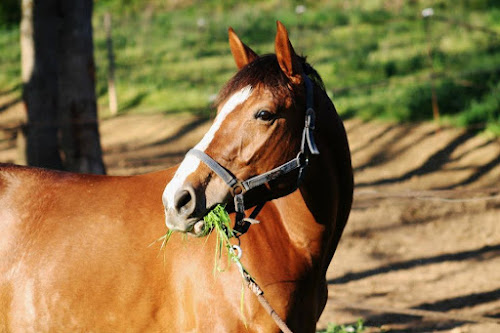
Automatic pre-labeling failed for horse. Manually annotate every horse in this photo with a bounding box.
[0,22,352,332]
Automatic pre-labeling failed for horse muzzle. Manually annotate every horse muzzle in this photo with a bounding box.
[163,184,207,235]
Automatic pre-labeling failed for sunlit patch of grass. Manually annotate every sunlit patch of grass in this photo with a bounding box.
[2,1,499,134]
[0,26,21,92]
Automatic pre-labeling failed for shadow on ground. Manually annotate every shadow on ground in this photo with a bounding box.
[328,244,500,285]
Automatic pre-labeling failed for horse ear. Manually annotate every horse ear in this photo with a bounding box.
[275,21,302,84]
[228,27,258,69]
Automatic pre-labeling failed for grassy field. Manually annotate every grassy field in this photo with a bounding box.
[1,0,500,134]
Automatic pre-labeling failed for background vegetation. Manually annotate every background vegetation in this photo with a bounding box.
[1,0,499,134]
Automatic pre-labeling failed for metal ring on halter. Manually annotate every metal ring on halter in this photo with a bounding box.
[296,151,307,166]
[232,244,243,260]
[231,182,246,196]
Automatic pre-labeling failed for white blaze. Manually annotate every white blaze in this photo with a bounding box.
[163,86,253,209]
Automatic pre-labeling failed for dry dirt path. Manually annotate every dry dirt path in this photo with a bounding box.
[1,99,499,332]
[319,119,500,333]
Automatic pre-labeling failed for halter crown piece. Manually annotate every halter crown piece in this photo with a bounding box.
[187,75,319,236]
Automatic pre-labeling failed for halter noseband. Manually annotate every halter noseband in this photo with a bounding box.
[187,75,319,236]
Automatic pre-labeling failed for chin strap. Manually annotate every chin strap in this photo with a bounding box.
[187,75,319,236]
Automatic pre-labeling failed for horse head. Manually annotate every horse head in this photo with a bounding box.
[163,22,318,235]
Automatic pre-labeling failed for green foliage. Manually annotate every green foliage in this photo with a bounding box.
[0,25,20,91]
[158,204,244,275]
[200,204,241,274]
[317,319,365,333]
[1,0,499,135]
[456,82,500,127]
[0,0,20,27]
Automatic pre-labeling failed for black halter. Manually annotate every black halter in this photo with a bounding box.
[187,75,319,236]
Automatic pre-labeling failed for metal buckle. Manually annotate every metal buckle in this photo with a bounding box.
[305,108,316,129]
[231,181,246,196]
[233,193,245,214]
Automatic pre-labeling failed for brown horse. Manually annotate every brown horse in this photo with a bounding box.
[0,22,352,332]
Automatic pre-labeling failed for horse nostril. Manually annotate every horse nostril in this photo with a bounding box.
[174,187,196,216]
[176,191,191,210]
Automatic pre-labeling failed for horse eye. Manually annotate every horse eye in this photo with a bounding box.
[255,110,274,121]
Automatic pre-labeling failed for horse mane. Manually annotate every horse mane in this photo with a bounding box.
[215,54,325,108]
[302,60,326,91]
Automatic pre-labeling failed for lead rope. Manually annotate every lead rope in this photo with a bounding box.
[231,245,294,333]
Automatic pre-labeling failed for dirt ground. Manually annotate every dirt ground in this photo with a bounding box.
[0,96,499,332]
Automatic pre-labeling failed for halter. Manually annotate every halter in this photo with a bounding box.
[187,75,319,236]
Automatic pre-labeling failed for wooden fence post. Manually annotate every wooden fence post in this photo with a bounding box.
[422,8,440,125]
[104,12,118,115]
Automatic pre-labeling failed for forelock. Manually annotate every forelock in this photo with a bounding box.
[215,55,291,107]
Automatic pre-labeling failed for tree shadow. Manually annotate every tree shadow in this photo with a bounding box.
[119,91,149,113]
[351,124,398,155]
[0,84,21,97]
[106,150,186,170]
[361,288,500,332]
[365,315,465,333]
[343,118,367,134]
[337,107,357,121]
[349,195,499,236]
[328,244,500,284]
[104,111,212,171]
[415,288,500,313]
[104,113,210,155]
[149,114,209,147]
[356,131,478,187]
[440,154,500,190]
[447,138,496,162]
[354,126,437,172]
[0,97,21,114]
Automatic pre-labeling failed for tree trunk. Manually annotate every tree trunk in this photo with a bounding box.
[21,0,63,170]
[58,0,106,174]
[20,0,106,174]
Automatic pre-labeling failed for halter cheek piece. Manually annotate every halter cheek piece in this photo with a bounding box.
[187,75,319,236]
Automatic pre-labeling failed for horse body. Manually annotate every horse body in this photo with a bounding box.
[0,166,339,332]
[0,166,171,331]
[0,22,352,332]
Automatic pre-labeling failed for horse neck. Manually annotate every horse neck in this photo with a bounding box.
[295,88,354,271]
